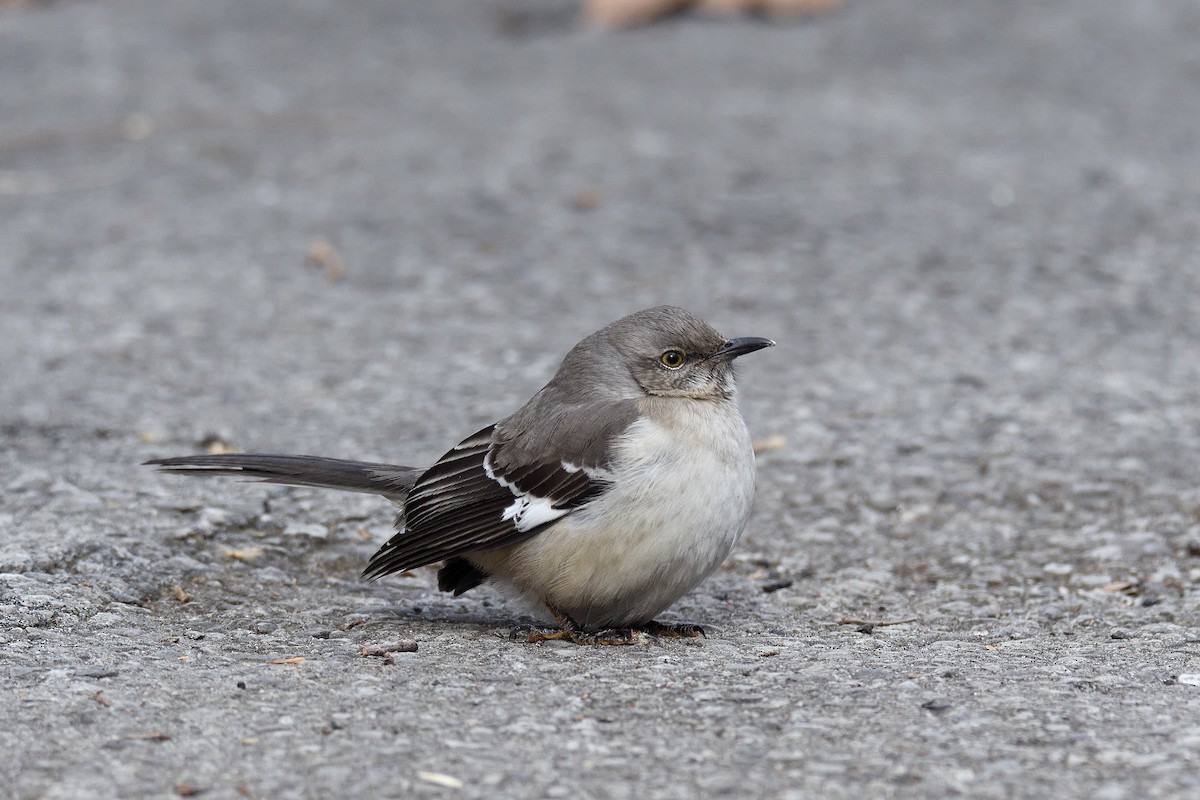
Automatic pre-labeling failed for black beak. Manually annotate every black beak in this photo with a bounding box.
[713,336,776,359]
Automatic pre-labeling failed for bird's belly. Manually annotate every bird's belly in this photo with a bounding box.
[477,406,756,628]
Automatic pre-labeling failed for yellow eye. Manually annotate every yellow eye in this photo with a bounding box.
[659,350,685,369]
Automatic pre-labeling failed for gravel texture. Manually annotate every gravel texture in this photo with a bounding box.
[3,1,1199,798]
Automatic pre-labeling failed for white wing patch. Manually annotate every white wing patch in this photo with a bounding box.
[484,453,589,532]
[501,494,570,532]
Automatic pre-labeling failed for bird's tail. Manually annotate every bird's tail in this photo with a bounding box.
[145,454,421,501]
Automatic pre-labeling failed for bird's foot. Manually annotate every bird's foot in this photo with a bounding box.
[526,627,642,646]
[524,606,704,645]
[643,620,706,639]
[525,605,644,646]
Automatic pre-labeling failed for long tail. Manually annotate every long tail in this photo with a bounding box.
[145,454,421,501]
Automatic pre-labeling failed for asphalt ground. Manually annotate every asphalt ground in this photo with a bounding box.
[2,1,1199,797]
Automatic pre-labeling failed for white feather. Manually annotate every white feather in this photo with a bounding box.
[502,494,570,532]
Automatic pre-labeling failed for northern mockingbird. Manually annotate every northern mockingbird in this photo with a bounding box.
[148,306,774,644]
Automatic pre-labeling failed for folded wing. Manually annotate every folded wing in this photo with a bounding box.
[361,406,627,581]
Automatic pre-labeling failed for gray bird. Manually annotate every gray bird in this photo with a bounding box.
[147,306,773,644]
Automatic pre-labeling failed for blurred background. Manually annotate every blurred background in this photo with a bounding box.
[3,1,1197,468]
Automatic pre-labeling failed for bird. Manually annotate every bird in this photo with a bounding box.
[146,306,774,645]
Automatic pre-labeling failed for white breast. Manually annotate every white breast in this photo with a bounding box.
[478,398,757,628]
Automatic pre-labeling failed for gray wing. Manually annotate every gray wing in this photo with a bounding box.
[146,454,420,502]
[362,398,637,581]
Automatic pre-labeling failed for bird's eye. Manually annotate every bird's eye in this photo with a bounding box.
[659,350,685,369]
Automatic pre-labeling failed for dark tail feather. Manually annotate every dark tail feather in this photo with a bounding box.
[436,557,488,596]
[145,454,421,501]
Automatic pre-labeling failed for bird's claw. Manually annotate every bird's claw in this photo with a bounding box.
[524,607,705,645]
[526,626,643,646]
[643,620,706,639]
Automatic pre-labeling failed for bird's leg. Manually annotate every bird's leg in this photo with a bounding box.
[524,605,583,643]
[642,620,706,639]
[526,604,641,646]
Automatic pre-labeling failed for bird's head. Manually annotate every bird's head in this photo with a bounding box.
[558,306,774,401]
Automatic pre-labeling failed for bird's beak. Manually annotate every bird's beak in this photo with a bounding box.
[713,337,776,359]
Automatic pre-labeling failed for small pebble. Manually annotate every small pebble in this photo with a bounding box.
[75,668,119,679]
[920,698,952,714]
[360,640,419,656]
